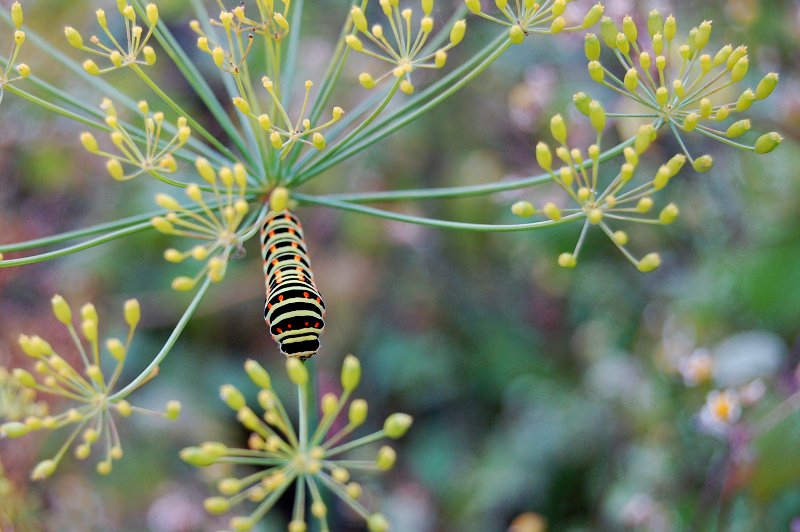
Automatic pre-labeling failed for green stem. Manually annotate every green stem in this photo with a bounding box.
[294,32,512,184]
[0,221,153,268]
[110,277,212,400]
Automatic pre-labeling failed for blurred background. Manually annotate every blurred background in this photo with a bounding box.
[1,0,800,530]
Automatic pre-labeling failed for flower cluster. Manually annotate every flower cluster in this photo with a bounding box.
[152,159,256,290]
[181,355,413,531]
[80,98,191,182]
[191,0,291,75]
[584,11,782,170]
[512,107,684,271]
[65,2,159,75]
[0,366,48,422]
[346,0,466,94]
[235,78,345,157]
[465,0,604,43]
[0,296,181,479]
[0,2,30,105]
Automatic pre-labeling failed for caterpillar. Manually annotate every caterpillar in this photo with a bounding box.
[260,209,326,359]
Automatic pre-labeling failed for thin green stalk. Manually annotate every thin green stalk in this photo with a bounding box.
[0,221,154,268]
[110,276,212,400]
[130,64,246,169]
[302,136,635,203]
[294,194,582,231]
[294,32,512,184]
[136,0,256,171]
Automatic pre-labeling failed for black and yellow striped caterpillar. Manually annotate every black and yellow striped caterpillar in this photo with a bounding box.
[259,203,326,359]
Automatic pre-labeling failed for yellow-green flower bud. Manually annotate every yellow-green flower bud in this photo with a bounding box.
[659,203,679,224]
[615,32,629,54]
[312,502,327,518]
[647,10,662,36]
[695,20,712,50]
[244,359,271,389]
[321,393,338,416]
[736,89,755,112]
[165,401,181,420]
[731,57,749,82]
[683,113,699,131]
[714,44,733,66]
[550,114,567,144]
[511,201,535,218]
[535,141,553,171]
[384,413,413,438]
[50,294,73,325]
[106,338,126,362]
[203,497,230,515]
[637,253,661,273]
[587,209,603,225]
[550,17,566,34]
[552,0,566,16]
[755,72,779,100]
[367,514,389,532]
[434,50,447,68]
[450,20,466,45]
[653,165,670,190]
[582,3,604,29]
[624,68,639,92]
[143,46,156,65]
[666,154,686,176]
[655,86,668,107]
[180,444,227,467]
[230,516,255,532]
[584,33,600,61]
[16,63,30,78]
[588,101,605,132]
[217,478,242,496]
[726,119,751,138]
[692,155,714,172]
[11,2,23,29]
[65,26,83,48]
[312,132,326,150]
[558,253,576,268]
[31,459,57,481]
[171,276,196,291]
[637,198,653,213]
[600,17,617,48]
[465,0,482,14]
[588,61,604,83]
[351,7,368,32]
[288,521,306,532]
[622,15,637,43]
[1,421,32,438]
[664,15,676,42]
[726,46,747,70]
[232,97,250,115]
[341,354,361,392]
[220,384,246,410]
[348,399,368,426]
[509,24,525,44]
[754,132,783,154]
[613,230,629,246]
[359,72,376,89]
[123,299,140,328]
[106,158,124,180]
[286,359,308,386]
[634,125,654,154]
[543,202,561,221]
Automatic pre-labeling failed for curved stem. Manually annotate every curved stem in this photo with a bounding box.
[110,276,212,400]
[294,193,582,232]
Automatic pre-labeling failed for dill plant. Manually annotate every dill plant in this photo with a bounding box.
[0,0,787,529]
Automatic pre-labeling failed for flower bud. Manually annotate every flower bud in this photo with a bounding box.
[755,73,779,100]
[450,20,466,45]
[622,16,637,43]
[220,384,246,410]
[754,132,783,154]
[31,459,57,480]
[143,46,157,66]
[558,253,576,268]
[664,15,676,42]
[588,61,604,83]
[384,413,413,438]
[693,155,714,172]
[736,89,755,112]
[588,101,605,132]
[624,69,638,91]
[550,114,567,144]
[106,338,126,362]
[659,203,679,224]
[466,0,482,14]
[244,359,271,389]
[713,44,732,67]
[1,421,32,438]
[165,400,182,420]
[341,354,361,392]
[49,294,73,325]
[171,276,196,291]
[725,119,751,138]
[348,399,368,426]
[368,513,390,532]
[65,26,83,48]
[124,299,140,328]
[509,24,525,44]
[647,10,662,36]
[731,57,749,82]
[582,3,604,29]
[572,92,591,115]
[204,497,230,515]
[600,17,617,48]
[511,201,535,218]
[543,202,561,221]
[637,253,661,273]
[11,2,23,29]
[584,34,600,61]
[286,359,308,386]
[321,393,338,416]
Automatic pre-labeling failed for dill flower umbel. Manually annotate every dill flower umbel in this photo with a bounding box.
[0,296,181,480]
[465,0,604,43]
[347,0,467,94]
[182,355,413,531]
[0,366,48,422]
[584,12,782,170]
[152,159,258,290]
[65,1,159,75]
[0,2,30,105]
[80,98,191,182]
[512,107,683,271]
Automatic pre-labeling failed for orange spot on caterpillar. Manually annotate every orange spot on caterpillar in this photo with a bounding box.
[278,295,284,302]
[287,324,292,329]
[304,322,309,326]
[303,292,309,298]
[276,328,283,333]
